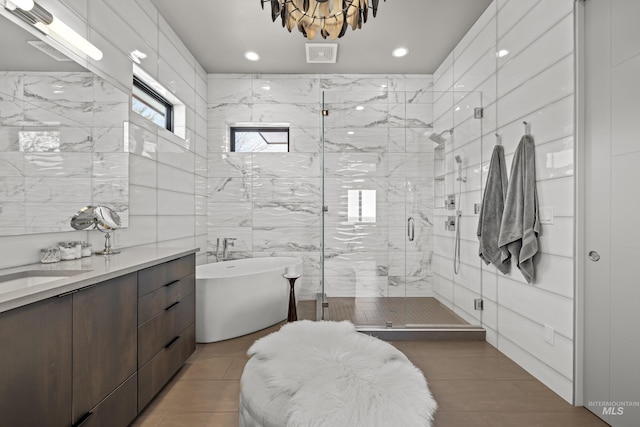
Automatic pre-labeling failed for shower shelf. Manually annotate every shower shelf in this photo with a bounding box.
[434,174,445,181]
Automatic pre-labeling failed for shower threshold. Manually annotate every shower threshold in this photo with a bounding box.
[356,325,486,341]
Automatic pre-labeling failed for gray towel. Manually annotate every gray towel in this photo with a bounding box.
[498,135,540,283]
[477,145,510,274]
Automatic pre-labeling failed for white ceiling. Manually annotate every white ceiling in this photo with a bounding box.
[150,0,493,74]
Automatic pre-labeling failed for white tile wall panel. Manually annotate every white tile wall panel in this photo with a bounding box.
[482,269,498,301]
[453,259,482,294]
[454,1,496,59]
[455,50,497,97]
[135,0,158,23]
[207,76,252,104]
[157,215,195,241]
[88,29,137,91]
[157,136,195,171]
[538,218,574,258]
[159,32,196,89]
[534,136,573,181]
[453,17,497,83]
[129,185,157,215]
[115,215,157,248]
[497,54,573,128]
[89,1,158,70]
[498,14,573,98]
[157,190,195,216]
[496,0,539,40]
[158,59,195,110]
[498,333,573,403]
[482,298,498,330]
[497,275,573,338]
[129,154,157,188]
[537,176,573,217]
[498,0,572,48]
[157,163,195,193]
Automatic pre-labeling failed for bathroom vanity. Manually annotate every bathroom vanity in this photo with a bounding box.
[0,247,197,427]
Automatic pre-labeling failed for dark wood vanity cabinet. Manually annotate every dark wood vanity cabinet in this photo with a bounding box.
[72,273,138,427]
[0,253,196,427]
[0,295,72,427]
[137,254,196,410]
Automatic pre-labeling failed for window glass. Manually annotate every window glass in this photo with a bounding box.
[132,76,173,131]
[230,127,289,152]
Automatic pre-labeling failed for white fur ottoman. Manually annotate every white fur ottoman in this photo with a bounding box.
[239,320,437,427]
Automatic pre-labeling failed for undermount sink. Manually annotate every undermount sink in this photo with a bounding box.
[0,270,89,294]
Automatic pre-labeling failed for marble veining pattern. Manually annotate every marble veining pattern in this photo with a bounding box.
[0,71,128,235]
[207,73,440,300]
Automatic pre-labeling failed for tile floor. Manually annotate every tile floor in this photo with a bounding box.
[132,323,607,427]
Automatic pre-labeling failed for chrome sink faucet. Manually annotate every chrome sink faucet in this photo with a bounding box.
[222,237,236,261]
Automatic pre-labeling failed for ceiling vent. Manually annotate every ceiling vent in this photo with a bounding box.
[27,40,72,62]
[306,43,338,64]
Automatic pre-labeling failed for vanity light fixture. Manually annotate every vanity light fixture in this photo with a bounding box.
[6,0,34,11]
[5,0,103,61]
[260,0,386,40]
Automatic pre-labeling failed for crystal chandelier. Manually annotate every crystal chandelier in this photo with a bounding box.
[260,0,385,40]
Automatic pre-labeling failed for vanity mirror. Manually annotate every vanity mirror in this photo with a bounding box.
[0,13,129,236]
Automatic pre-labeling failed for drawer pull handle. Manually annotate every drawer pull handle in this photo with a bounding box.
[164,279,180,288]
[165,336,180,349]
[165,301,180,311]
[72,411,93,427]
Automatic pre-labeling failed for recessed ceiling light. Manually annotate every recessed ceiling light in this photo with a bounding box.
[355,105,364,111]
[497,49,509,58]
[392,47,409,58]
[244,51,260,61]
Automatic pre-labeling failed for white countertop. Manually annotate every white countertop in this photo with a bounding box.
[0,246,199,314]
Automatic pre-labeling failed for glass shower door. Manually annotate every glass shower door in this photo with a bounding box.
[320,87,434,328]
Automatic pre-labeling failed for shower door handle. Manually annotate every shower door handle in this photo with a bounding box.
[408,217,415,242]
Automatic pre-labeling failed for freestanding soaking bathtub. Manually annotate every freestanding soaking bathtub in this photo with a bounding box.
[195,257,303,343]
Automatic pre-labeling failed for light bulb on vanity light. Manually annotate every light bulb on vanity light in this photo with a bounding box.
[34,16,103,61]
[7,0,34,10]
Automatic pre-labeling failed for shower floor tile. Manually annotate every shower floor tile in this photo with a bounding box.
[299,296,470,327]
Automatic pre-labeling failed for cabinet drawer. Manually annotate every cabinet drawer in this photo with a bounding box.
[138,291,195,367]
[138,323,195,410]
[72,373,137,427]
[138,274,194,326]
[138,254,195,297]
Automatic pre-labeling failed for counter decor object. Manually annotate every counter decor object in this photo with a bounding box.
[40,247,61,264]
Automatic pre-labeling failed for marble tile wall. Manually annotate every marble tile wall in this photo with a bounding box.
[0,71,128,235]
[431,0,575,403]
[0,0,208,269]
[207,74,433,300]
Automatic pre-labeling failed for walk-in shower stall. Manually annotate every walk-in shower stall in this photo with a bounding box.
[316,89,484,332]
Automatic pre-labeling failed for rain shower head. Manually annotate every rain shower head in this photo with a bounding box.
[428,128,453,146]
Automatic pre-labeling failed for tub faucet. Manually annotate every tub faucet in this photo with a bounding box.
[223,237,236,261]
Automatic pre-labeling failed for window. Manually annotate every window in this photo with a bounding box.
[132,76,173,131]
[230,126,289,152]
[348,190,377,223]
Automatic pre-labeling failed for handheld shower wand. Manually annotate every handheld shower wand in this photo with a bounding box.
[453,155,465,274]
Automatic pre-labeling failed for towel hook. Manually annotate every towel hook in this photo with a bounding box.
[523,121,531,135]
[495,133,502,146]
